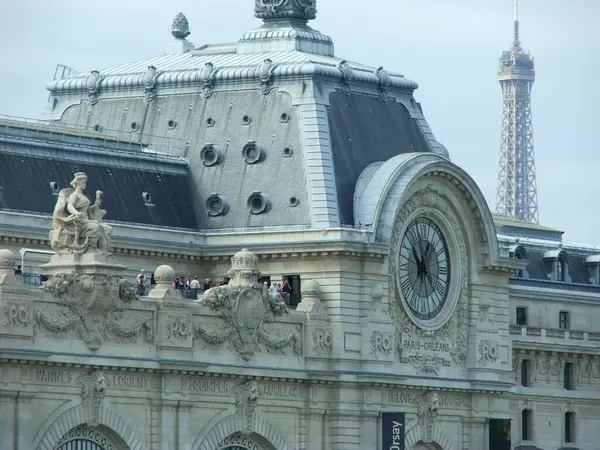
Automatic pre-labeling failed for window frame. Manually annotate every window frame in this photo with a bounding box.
[516,307,528,326]
[564,362,575,390]
[521,359,532,387]
[521,408,533,441]
[559,310,570,330]
[564,411,576,444]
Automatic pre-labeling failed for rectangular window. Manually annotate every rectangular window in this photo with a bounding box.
[488,419,511,450]
[565,412,575,443]
[521,409,533,441]
[559,311,570,329]
[564,362,575,390]
[282,275,301,308]
[521,359,532,387]
[516,307,527,326]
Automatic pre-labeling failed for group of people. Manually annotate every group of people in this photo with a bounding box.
[135,270,230,299]
[136,270,293,304]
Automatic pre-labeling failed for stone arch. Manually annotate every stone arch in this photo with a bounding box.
[33,400,147,450]
[354,152,501,270]
[193,412,292,450]
[405,423,456,450]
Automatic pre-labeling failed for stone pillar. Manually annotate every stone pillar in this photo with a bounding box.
[462,418,487,450]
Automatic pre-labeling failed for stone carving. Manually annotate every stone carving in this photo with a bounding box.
[217,434,262,450]
[233,380,260,435]
[374,66,390,101]
[254,0,317,21]
[312,327,332,355]
[78,371,107,427]
[172,12,191,39]
[477,340,499,366]
[35,272,152,350]
[50,172,113,255]
[166,314,192,343]
[141,65,162,103]
[417,391,440,443]
[257,59,276,95]
[370,331,394,359]
[199,62,218,98]
[337,60,353,96]
[3,301,31,330]
[86,70,103,105]
[195,249,301,360]
[592,360,600,379]
[550,357,561,377]
[55,427,117,450]
[391,186,469,372]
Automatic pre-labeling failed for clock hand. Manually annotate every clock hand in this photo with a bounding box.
[412,247,423,271]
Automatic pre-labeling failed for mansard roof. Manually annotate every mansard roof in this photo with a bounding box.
[494,214,600,287]
[41,9,447,231]
[0,119,197,230]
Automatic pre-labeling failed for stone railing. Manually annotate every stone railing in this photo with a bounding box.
[509,325,600,346]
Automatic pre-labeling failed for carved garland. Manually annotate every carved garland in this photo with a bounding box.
[389,185,469,367]
[195,284,301,360]
[33,272,153,350]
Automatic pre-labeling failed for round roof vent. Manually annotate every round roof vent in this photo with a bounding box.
[247,192,271,215]
[200,144,223,167]
[205,194,228,217]
[242,141,265,164]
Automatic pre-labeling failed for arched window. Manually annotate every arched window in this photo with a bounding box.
[521,409,534,441]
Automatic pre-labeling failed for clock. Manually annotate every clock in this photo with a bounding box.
[397,217,451,321]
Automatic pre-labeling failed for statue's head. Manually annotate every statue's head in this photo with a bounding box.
[426,391,440,412]
[70,172,88,189]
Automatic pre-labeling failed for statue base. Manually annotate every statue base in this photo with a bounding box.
[41,251,126,278]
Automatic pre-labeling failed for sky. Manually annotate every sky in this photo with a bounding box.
[1,0,599,244]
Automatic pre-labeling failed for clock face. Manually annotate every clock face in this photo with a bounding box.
[398,217,451,321]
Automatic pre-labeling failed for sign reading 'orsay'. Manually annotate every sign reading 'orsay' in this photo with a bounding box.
[382,412,405,450]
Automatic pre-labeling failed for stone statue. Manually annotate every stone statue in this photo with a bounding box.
[50,172,113,254]
[417,391,440,443]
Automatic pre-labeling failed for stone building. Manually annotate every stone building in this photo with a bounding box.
[0,1,599,450]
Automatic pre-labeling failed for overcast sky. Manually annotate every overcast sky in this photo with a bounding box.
[1,0,598,244]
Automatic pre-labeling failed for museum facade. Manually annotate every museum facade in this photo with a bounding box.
[1,1,599,450]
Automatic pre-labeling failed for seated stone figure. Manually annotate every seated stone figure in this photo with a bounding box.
[50,172,113,254]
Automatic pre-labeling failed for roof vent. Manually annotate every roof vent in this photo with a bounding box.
[49,181,60,196]
[205,193,229,217]
[242,141,265,164]
[142,192,154,207]
[248,191,271,215]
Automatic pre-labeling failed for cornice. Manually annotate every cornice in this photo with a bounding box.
[47,61,417,95]
[0,357,509,394]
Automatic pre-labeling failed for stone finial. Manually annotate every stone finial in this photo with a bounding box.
[172,13,191,39]
[0,249,15,270]
[296,279,328,320]
[0,249,17,285]
[254,0,317,22]
[228,249,261,286]
[147,264,181,306]
[154,264,175,285]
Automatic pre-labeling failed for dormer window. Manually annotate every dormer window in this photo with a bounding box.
[543,249,570,282]
[509,244,528,278]
[585,254,600,284]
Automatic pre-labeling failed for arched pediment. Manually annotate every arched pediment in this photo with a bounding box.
[353,152,509,270]
[192,411,292,450]
[33,399,147,450]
